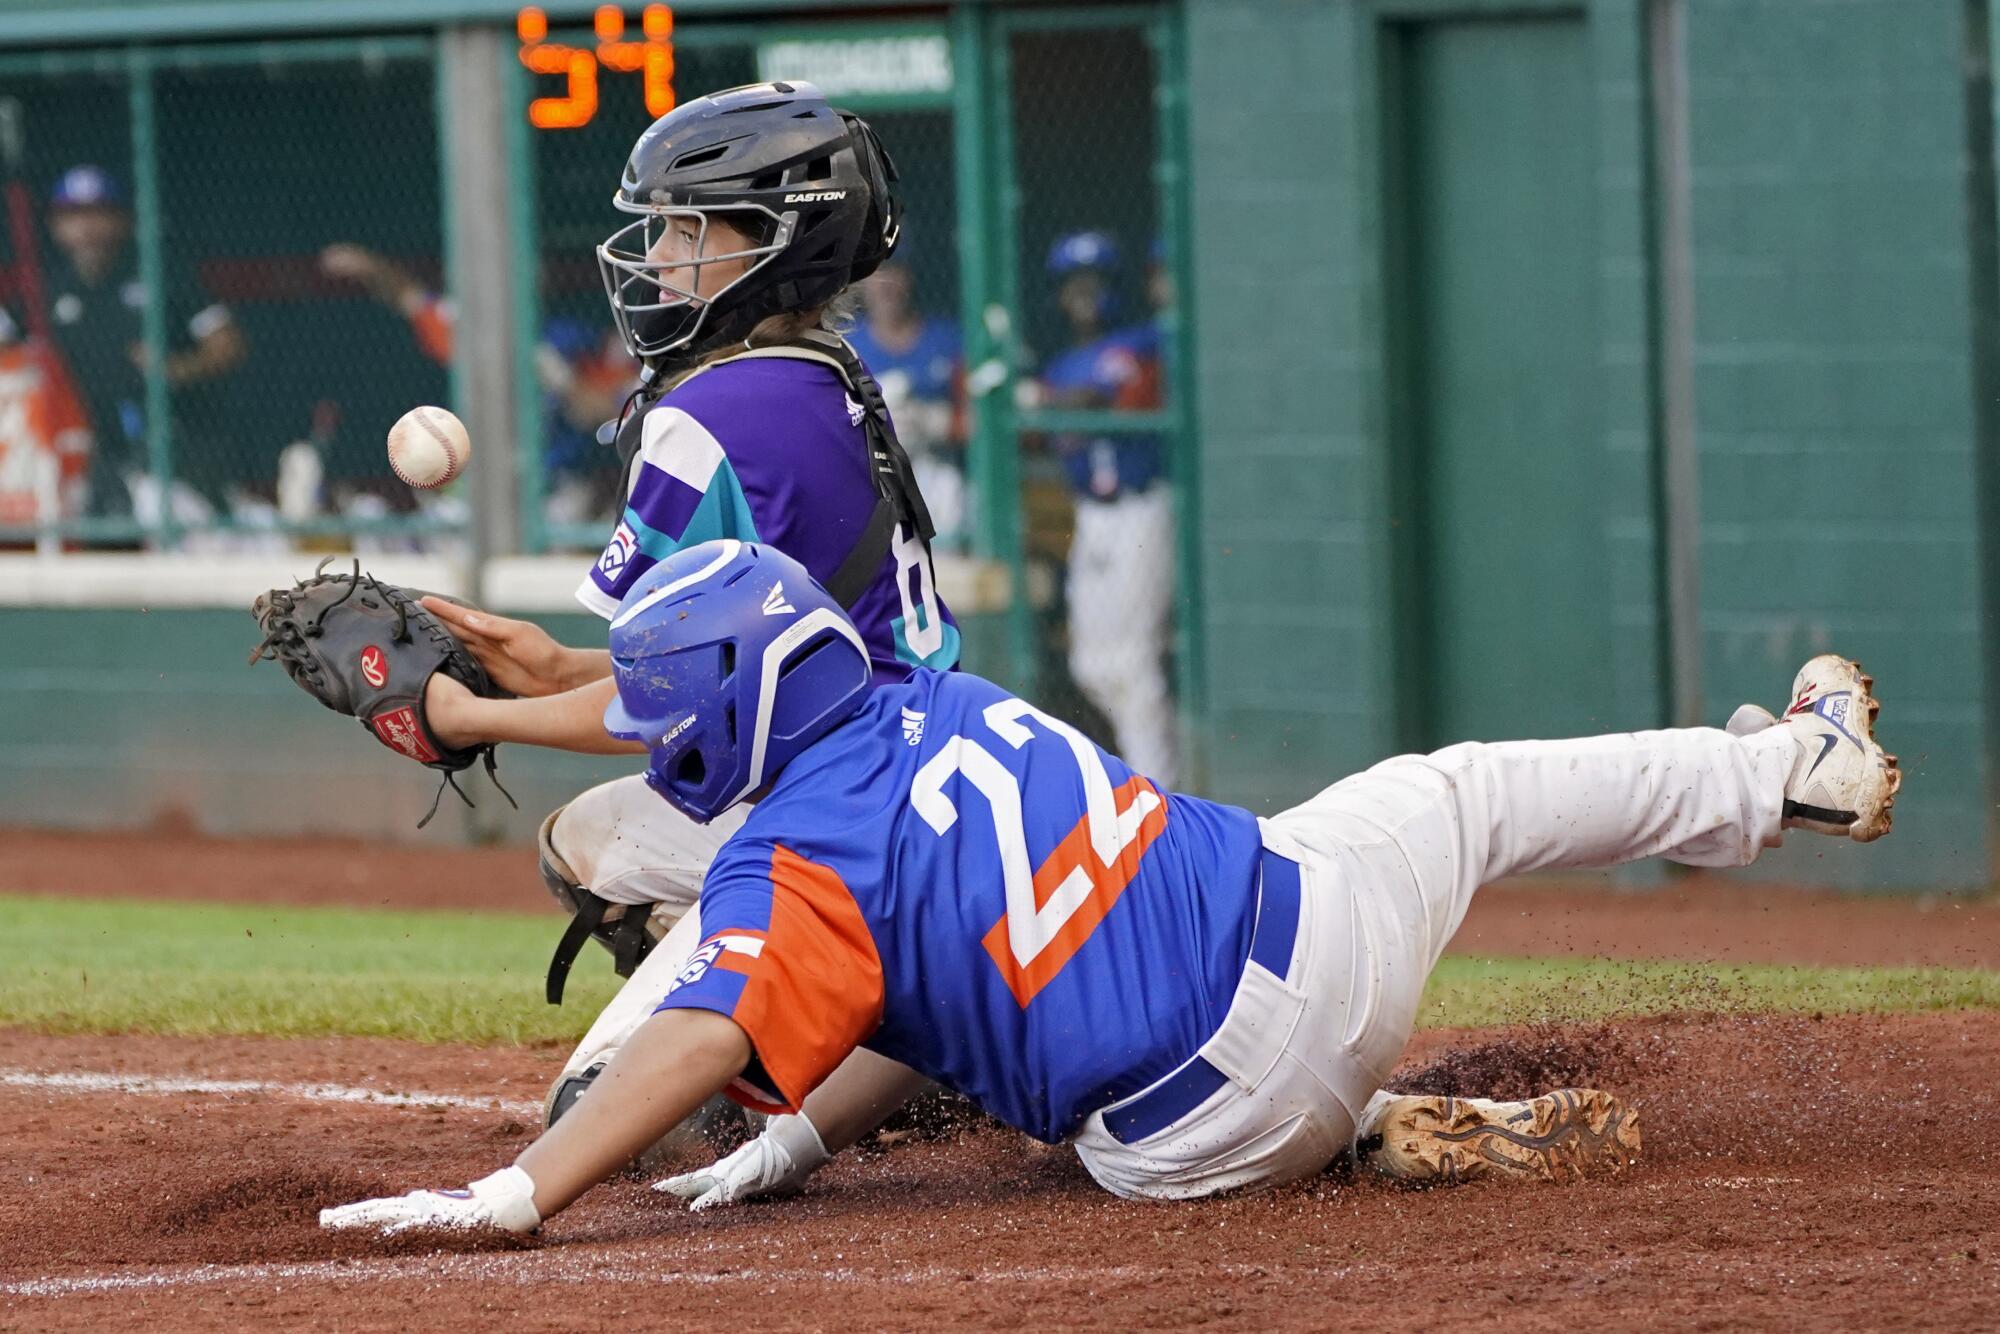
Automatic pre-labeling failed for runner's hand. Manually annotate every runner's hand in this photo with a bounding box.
[320,1167,541,1235]
[654,1114,831,1210]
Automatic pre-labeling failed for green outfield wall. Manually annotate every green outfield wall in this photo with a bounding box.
[0,603,630,843]
[1184,0,1999,889]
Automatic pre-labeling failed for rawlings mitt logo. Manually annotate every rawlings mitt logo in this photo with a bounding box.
[359,645,388,690]
[370,705,441,764]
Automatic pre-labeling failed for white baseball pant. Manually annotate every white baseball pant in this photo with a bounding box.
[546,774,747,1084]
[1071,723,1805,1198]
[1066,486,1178,787]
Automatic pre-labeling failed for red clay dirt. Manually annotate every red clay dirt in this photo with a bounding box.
[5,828,1997,1326]
[8,824,1998,967]
[2,1012,1996,1330]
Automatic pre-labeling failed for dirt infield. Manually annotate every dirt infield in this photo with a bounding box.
[2,1012,1996,1330]
[8,825,1997,967]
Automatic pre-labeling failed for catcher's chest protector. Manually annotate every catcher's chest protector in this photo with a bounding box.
[613,333,936,608]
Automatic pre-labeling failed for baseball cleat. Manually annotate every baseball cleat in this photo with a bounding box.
[1775,655,1900,842]
[1360,1089,1641,1186]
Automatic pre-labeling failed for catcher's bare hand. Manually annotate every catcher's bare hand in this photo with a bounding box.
[422,672,482,750]
[420,597,597,698]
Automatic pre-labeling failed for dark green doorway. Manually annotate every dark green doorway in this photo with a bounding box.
[1388,15,1622,746]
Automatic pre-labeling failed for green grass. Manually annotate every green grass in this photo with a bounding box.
[0,893,620,1045]
[0,893,1995,1045]
[1419,956,2000,1029]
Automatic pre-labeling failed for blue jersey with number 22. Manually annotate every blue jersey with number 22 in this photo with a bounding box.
[653,668,1264,1143]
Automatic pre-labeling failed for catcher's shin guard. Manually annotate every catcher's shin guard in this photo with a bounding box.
[539,804,660,1005]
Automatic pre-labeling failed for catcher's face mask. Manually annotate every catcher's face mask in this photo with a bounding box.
[597,203,790,361]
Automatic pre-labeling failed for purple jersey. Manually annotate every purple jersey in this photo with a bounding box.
[578,355,960,682]
[652,668,1265,1143]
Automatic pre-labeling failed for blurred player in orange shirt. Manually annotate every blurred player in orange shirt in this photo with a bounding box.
[0,305,92,534]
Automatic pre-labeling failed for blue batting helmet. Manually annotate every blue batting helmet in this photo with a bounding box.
[603,540,872,822]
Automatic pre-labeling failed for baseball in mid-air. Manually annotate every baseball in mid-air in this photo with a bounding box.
[387,405,471,489]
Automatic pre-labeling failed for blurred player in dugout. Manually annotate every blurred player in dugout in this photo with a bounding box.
[0,304,91,538]
[844,253,968,549]
[1029,230,1176,786]
[39,165,247,535]
[319,242,635,525]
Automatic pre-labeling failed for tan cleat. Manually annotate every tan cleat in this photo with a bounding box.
[1360,1088,1641,1186]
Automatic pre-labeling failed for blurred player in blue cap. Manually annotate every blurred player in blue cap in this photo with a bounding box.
[1032,229,1176,785]
[845,254,966,547]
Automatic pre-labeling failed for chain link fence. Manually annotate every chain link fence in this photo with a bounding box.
[0,11,1189,757]
[0,40,452,553]
[1003,15,1186,786]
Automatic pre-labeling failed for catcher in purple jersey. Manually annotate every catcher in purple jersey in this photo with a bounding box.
[323,540,1899,1235]
[407,82,959,1139]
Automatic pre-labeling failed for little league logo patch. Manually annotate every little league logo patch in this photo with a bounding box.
[599,523,638,578]
[359,644,388,690]
[369,705,440,764]
[664,941,726,997]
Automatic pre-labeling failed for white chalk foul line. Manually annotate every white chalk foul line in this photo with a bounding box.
[2,1254,1289,1299]
[0,1068,539,1119]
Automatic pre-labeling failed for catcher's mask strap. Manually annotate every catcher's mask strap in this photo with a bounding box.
[546,894,611,1005]
[610,903,656,978]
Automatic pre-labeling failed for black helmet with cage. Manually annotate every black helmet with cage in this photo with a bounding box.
[597,80,902,371]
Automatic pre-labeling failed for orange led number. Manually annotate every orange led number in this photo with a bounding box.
[517,6,676,129]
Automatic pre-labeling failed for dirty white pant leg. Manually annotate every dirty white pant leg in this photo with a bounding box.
[555,905,709,1082]
[549,773,748,911]
[1269,725,1802,1129]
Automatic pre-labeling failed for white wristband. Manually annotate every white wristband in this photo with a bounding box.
[767,1112,832,1174]
[468,1164,543,1235]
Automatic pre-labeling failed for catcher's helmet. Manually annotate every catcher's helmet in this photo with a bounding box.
[603,540,871,822]
[597,80,902,367]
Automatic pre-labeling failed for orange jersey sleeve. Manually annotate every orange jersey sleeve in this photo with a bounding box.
[408,294,456,365]
[652,843,885,1114]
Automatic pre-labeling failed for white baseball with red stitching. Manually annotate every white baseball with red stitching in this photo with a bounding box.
[387,405,471,489]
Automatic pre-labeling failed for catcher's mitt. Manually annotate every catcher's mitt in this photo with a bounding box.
[250,558,514,827]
